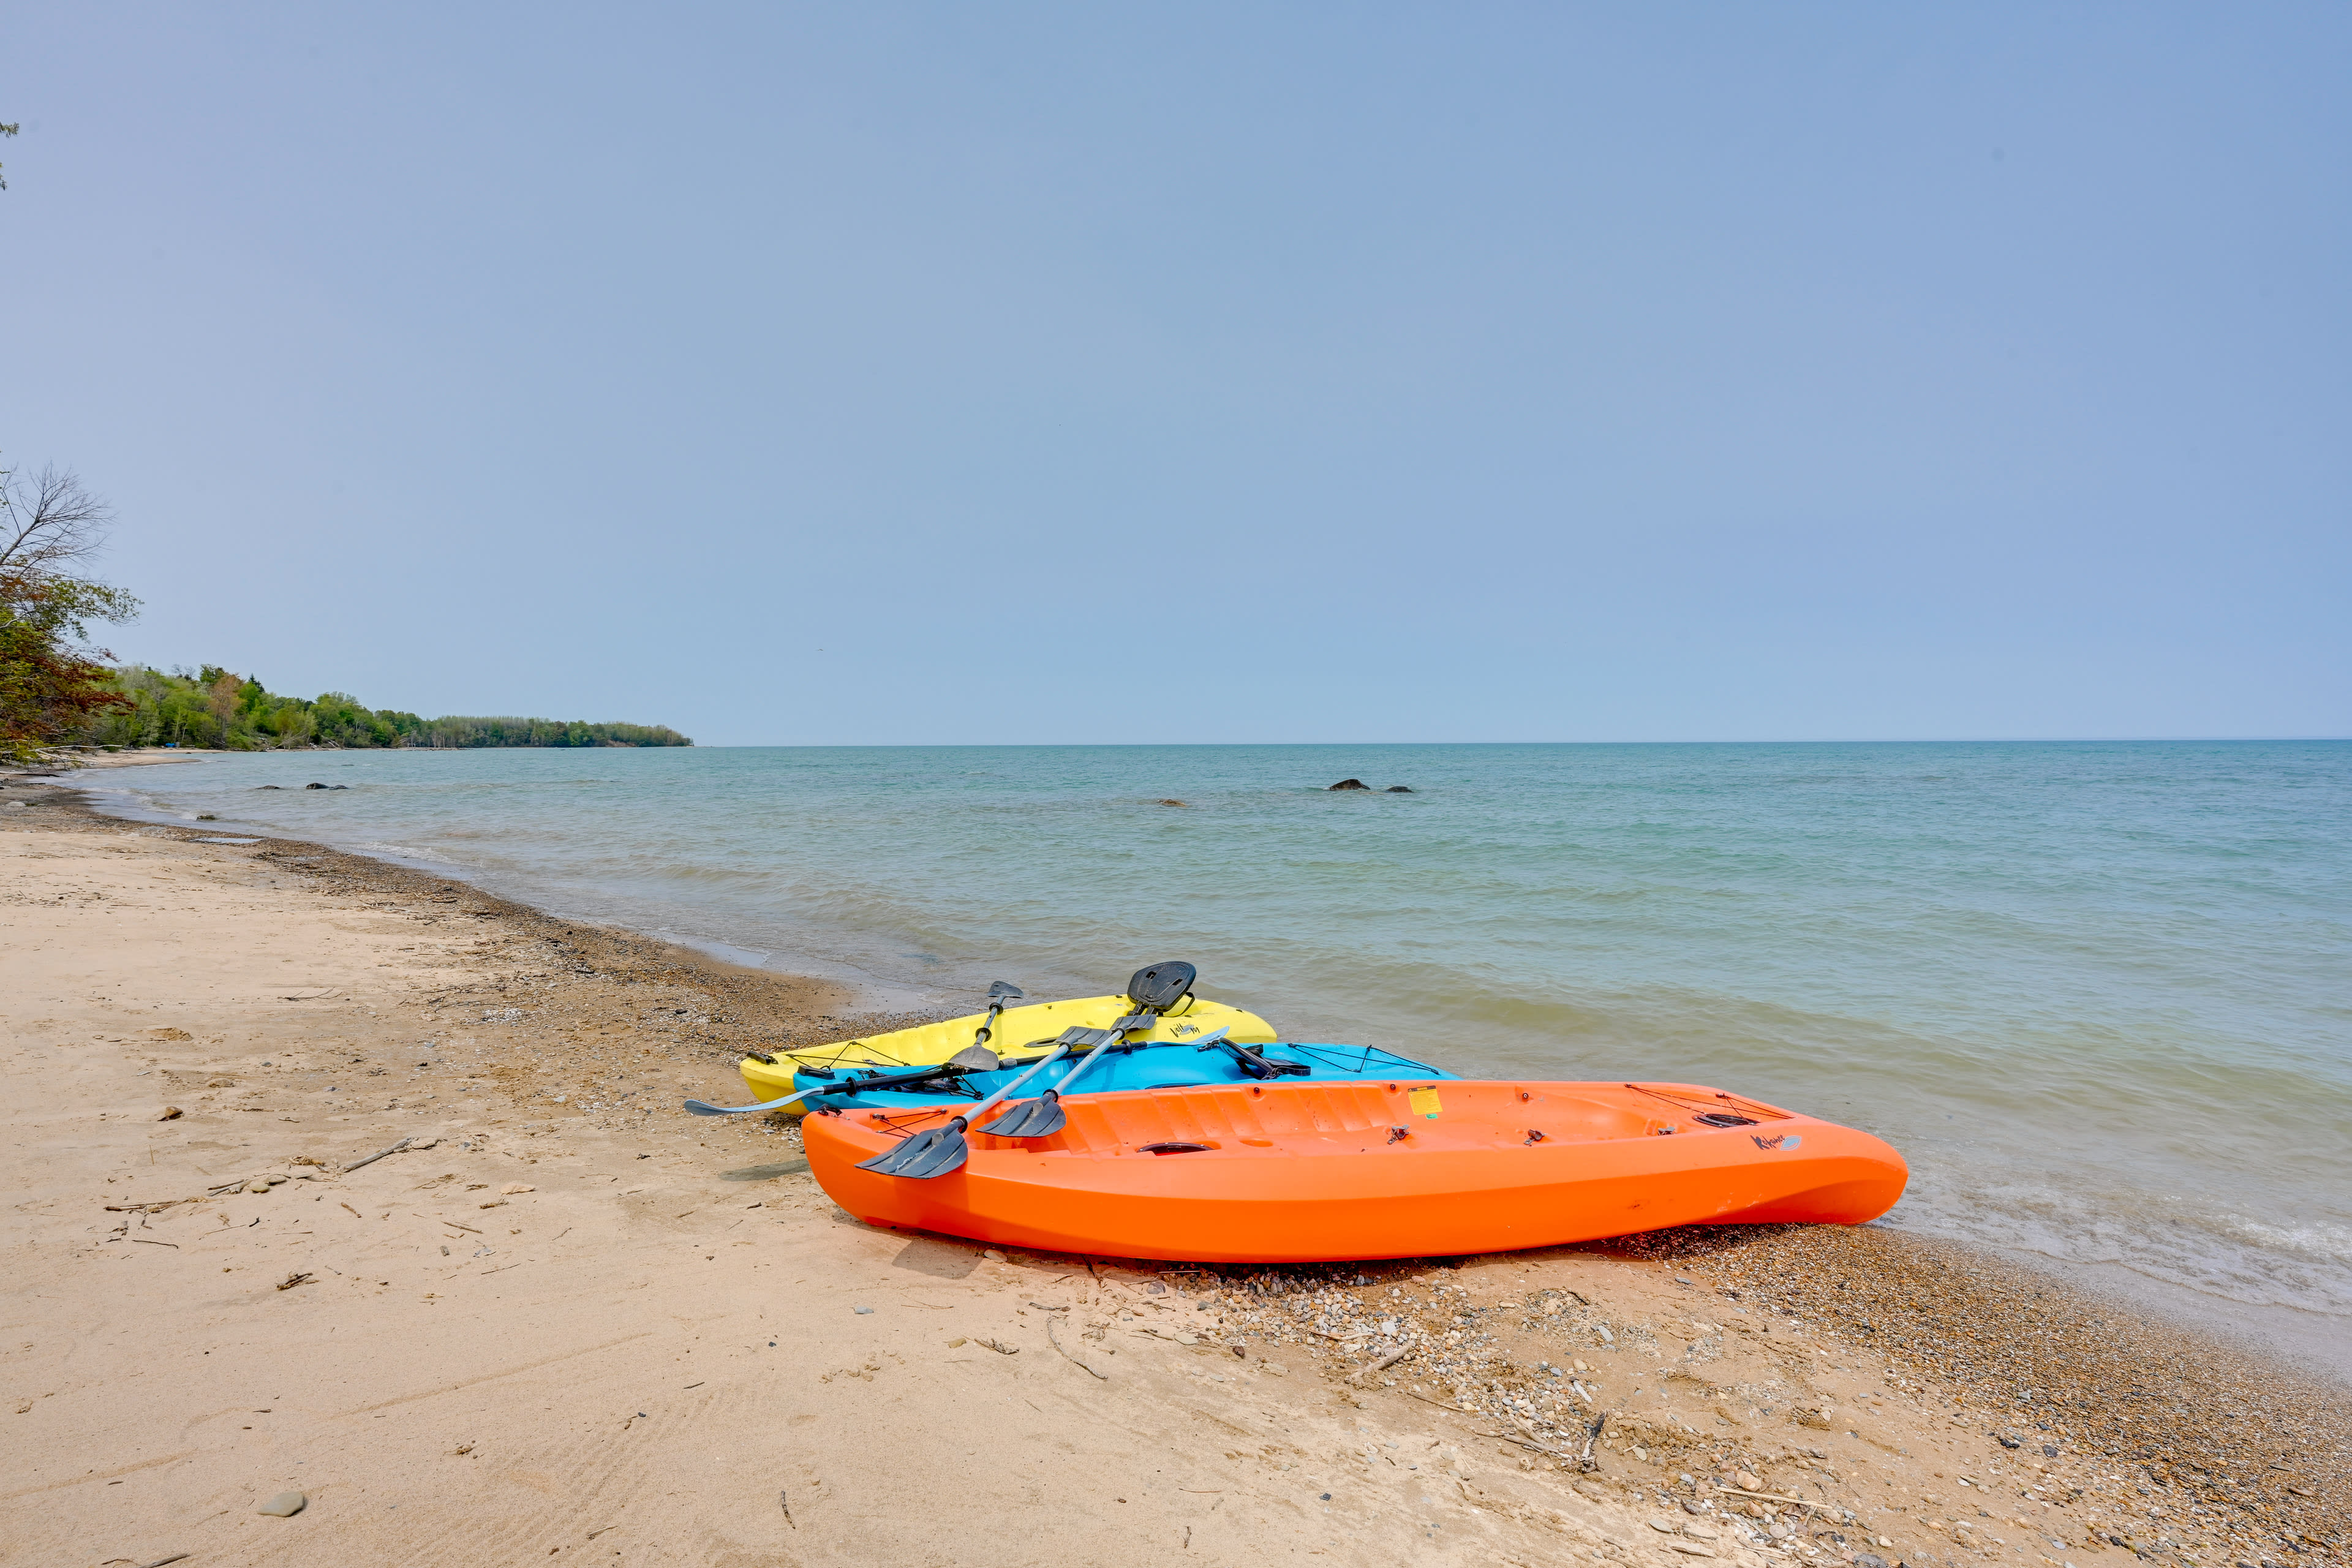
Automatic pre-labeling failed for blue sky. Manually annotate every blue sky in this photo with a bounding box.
[4,4,2345,742]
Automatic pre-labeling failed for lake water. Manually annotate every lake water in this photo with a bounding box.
[87,741,2352,1362]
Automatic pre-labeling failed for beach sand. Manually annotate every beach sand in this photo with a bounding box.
[2,779,2342,1567]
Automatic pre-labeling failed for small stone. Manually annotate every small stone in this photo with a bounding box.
[1683,1524,1720,1541]
[982,1250,1005,1262]
[245,1179,271,1194]
[854,1305,874,1314]
[1261,1362,1288,1377]
[157,1106,183,1121]
[1855,1555,1888,1568]
[258,1490,307,1515]
[1736,1471,1762,1491]
[946,1337,967,1348]
[1668,1545,1715,1558]
[1651,1520,1678,1533]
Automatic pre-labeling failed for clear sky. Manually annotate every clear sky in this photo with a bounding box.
[4,4,2345,743]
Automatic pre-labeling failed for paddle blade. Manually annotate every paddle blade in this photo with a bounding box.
[945,1044,1001,1072]
[1126,961,1196,1011]
[855,1124,971,1179]
[979,1092,1066,1140]
[987,980,1025,1000]
[682,1099,736,1117]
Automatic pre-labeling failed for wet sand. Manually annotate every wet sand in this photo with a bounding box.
[2,776,2342,1567]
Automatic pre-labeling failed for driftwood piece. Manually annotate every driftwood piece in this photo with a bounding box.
[342,1137,414,1173]
[1046,1315,1110,1379]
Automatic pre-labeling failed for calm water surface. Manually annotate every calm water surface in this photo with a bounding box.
[92,742,2351,1349]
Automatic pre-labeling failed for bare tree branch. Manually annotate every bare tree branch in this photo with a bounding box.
[0,464,116,578]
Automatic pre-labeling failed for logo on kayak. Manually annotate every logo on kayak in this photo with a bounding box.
[1751,1134,1803,1151]
[1171,1023,1199,1038]
[1408,1087,1443,1120]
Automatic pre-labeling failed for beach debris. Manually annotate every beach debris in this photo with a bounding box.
[853,1305,873,1315]
[276,1273,314,1291]
[1327,778,1371,791]
[500,1183,534,1194]
[144,1027,192,1041]
[156,1106,182,1121]
[979,1338,1019,1355]
[342,1137,414,1173]
[1046,1314,1110,1379]
[257,1489,307,1515]
[947,1337,967,1348]
[780,1488,794,1528]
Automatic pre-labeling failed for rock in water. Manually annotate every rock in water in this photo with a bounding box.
[1385,785,1414,792]
[258,1490,307,1516]
[304,782,329,790]
[1327,778,1371,791]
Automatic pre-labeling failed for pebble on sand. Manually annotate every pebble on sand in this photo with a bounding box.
[257,1490,307,1516]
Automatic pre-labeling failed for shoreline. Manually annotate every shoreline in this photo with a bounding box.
[3,779,2342,1565]
[59,752,2352,1382]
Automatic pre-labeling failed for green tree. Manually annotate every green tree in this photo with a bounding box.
[0,461,140,763]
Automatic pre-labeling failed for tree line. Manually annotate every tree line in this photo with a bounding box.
[78,665,692,751]
[1,458,690,761]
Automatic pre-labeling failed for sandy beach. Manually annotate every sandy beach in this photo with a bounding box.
[2,773,2342,1568]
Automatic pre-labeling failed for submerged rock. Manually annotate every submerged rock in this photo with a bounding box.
[1327,778,1370,791]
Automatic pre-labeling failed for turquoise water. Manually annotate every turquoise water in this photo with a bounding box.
[92,742,2352,1338]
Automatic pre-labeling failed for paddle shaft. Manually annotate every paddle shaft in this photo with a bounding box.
[932,1042,1071,1132]
[1042,1008,1164,1099]
[970,992,1013,1052]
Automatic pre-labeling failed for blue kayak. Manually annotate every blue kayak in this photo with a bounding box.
[787,1037,1457,1115]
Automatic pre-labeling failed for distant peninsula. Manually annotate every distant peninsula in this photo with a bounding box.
[76,666,692,750]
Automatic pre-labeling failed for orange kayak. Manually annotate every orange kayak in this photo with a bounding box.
[801,1078,1907,1263]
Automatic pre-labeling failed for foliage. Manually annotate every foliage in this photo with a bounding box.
[76,665,693,750]
[0,461,140,764]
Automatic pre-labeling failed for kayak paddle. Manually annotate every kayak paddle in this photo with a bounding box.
[856,961,1198,1177]
[682,978,1023,1117]
[980,960,1197,1140]
[846,1038,1077,1178]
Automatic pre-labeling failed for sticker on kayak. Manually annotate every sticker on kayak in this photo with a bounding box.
[1752,1134,1803,1151]
[1408,1087,1443,1120]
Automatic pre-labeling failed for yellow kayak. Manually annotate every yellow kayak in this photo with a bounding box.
[737,991,1276,1110]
